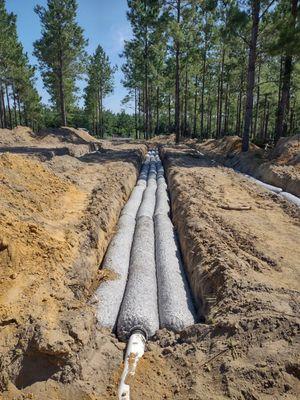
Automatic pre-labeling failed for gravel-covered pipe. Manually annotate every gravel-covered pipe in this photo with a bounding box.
[95,161,149,330]
[136,159,157,219]
[117,216,159,340]
[117,156,159,340]
[154,156,196,331]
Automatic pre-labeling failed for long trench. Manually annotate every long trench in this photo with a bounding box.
[95,148,196,337]
[95,148,197,397]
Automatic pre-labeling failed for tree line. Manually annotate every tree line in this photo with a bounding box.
[0,0,299,149]
[0,0,116,136]
[122,0,300,150]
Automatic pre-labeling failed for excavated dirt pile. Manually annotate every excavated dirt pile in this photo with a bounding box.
[0,126,102,158]
[0,128,146,399]
[197,135,300,197]
[156,146,299,399]
[0,127,299,400]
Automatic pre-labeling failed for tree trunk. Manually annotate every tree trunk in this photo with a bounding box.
[224,82,229,134]
[156,86,159,135]
[0,85,4,128]
[217,47,225,137]
[101,92,104,138]
[200,49,206,137]
[58,50,67,126]
[144,28,150,140]
[193,76,198,137]
[175,0,181,144]
[135,88,138,139]
[260,94,268,141]
[183,65,188,136]
[236,71,244,136]
[138,89,142,138]
[275,1,297,142]
[17,93,22,125]
[289,97,296,135]
[253,61,261,139]
[0,85,7,128]
[242,0,260,152]
[5,84,12,129]
[168,94,171,133]
[264,99,270,141]
[208,107,212,138]
[12,84,18,126]
[216,77,221,137]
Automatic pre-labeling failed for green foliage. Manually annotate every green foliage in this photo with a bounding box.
[34,0,88,125]
[0,0,42,130]
[84,45,116,136]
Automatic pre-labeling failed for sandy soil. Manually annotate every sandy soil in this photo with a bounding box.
[0,127,299,400]
[0,126,102,158]
[156,146,300,400]
[151,134,300,197]
[197,135,300,197]
[0,128,146,399]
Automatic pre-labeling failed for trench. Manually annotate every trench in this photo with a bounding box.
[95,148,197,398]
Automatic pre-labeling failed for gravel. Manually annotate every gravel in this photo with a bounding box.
[117,216,159,340]
[95,161,149,330]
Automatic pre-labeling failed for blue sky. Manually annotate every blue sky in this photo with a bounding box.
[6,0,132,113]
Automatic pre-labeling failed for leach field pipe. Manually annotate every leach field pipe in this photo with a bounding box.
[154,155,197,331]
[117,156,159,340]
[242,173,300,207]
[95,158,150,330]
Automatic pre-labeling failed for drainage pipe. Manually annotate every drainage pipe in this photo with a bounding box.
[242,174,283,194]
[95,160,150,330]
[280,191,300,207]
[117,157,159,340]
[154,156,197,331]
[117,214,159,340]
[118,330,146,400]
[242,173,300,207]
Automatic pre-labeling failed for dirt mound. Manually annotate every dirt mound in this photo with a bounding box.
[0,144,146,399]
[270,134,300,166]
[0,126,38,146]
[201,135,261,155]
[196,134,300,197]
[149,133,176,145]
[158,146,300,400]
[37,126,101,145]
[0,126,99,159]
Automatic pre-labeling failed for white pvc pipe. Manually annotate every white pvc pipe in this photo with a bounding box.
[280,191,300,207]
[118,331,146,400]
[246,175,283,193]
[241,173,300,207]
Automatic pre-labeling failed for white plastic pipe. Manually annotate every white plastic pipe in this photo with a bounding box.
[241,173,300,207]
[118,331,146,400]
[246,175,283,193]
[280,191,300,207]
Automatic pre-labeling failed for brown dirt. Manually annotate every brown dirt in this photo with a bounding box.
[196,135,300,197]
[1,128,299,400]
[0,126,101,158]
[0,128,147,399]
[150,134,300,197]
[154,146,299,400]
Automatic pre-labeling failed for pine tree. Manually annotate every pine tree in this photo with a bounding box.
[84,45,116,137]
[34,0,87,126]
[123,0,164,139]
[0,0,42,130]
